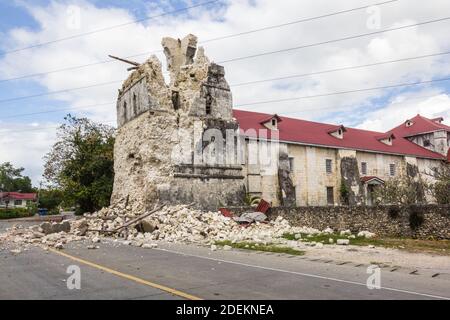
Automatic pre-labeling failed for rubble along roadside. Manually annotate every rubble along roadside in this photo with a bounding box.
[0,200,376,255]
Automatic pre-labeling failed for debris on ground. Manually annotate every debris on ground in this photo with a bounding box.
[0,198,377,253]
[337,239,350,245]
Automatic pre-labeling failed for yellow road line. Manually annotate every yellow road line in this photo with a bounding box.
[48,248,202,300]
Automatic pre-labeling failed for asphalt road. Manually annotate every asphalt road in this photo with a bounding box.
[1,238,449,300]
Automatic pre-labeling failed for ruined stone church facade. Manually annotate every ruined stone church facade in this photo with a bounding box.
[112,35,449,210]
[111,35,246,210]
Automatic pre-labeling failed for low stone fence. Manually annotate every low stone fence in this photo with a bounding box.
[227,205,450,239]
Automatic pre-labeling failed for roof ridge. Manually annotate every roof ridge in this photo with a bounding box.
[234,109,387,135]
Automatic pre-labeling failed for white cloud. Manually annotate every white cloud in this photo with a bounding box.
[0,0,449,183]
[0,122,58,184]
[357,89,450,132]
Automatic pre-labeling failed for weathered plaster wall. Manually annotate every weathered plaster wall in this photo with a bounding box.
[289,145,339,206]
[354,151,404,180]
[241,140,445,207]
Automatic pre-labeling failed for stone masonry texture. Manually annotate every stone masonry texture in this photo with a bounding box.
[112,34,245,211]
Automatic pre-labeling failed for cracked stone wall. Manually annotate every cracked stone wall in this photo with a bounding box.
[112,34,245,211]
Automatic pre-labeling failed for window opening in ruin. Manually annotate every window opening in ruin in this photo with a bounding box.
[389,163,396,176]
[289,157,294,172]
[123,101,127,120]
[361,162,367,175]
[133,93,138,115]
[206,93,212,115]
[272,119,276,127]
[326,187,334,205]
[326,159,332,174]
[172,91,180,110]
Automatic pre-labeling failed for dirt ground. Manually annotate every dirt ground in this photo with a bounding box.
[300,243,450,272]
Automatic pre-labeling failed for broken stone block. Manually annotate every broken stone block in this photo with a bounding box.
[142,243,157,249]
[223,245,232,251]
[294,233,301,240]
[40,221,71,235]
[91,237,101,243]
[55,243,64,250]
[358,231,376,238]
[40,222,52,235]
[337,239,350,245]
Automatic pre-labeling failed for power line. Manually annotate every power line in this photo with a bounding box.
[0,102,115,120]
[201,0,400,44]
[0,80,122,104]
[0,0,220,55]
[0,0,401,83]
[1,49,448,105]
[230,51,450,87]
[239,92,446,117]
[2,78,449,131]
[5,13,438,86]
[234,77,450,107]
[218,16,450,64]
[1,120,117,134]
[3,91,445,121]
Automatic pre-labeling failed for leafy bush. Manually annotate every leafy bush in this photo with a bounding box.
[430,166,450,204]
[38,188,63,212]
[243,194,261,207]
[0,208,35,220]
[340,181,350,205]
[374,174,428,205]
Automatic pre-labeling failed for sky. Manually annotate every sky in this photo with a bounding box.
[0,0,449,185]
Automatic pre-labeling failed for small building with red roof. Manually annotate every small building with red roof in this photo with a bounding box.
[0,192,37,209]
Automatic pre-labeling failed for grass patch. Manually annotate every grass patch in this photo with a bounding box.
[282,233,366,244]
[215,240,305,256]
[282,233,450,255]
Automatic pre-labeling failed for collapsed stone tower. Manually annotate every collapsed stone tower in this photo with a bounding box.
[111,34,245,211]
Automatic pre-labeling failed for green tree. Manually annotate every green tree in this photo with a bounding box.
[38,188,64,214]
[0,162,34,192]
[430,166,450,204]
[43,115,115,214]
[374,174,428,205]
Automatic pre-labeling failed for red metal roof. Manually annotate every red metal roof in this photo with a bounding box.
[233,109,445,160]
[389,114,450,138]
[361,176,385,184]
[0,192,37,201]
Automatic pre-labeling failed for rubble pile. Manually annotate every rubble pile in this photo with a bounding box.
[0,201,377,252]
